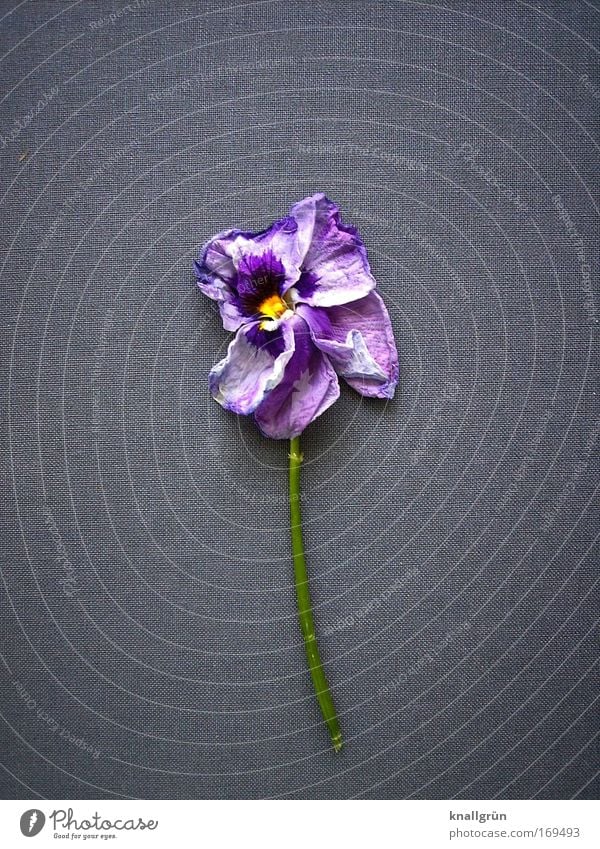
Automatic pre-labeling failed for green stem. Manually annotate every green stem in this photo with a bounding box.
[289,434,342,753]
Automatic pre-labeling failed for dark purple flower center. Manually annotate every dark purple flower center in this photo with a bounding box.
[233,249,293,356]
[235,250,288,319]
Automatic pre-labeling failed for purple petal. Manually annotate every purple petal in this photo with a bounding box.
[288,193,321,261]
[197,218,297,281]
[245,320,286,357]
[197,218,301,287]
[194,230,251,331]
[209,321,295,415]
[298,305,386,381]
[298,292,398,399]
[294,268,319,300]
[254,315,340,439]
[288,193,376,307]
[195,217,303,330]
[194,227,241,287]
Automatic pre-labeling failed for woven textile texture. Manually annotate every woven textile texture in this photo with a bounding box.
[0,0,598,799]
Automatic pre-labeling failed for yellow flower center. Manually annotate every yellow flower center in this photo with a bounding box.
[258,293,288,320]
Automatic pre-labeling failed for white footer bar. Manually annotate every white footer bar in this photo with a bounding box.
[1,799,598,848]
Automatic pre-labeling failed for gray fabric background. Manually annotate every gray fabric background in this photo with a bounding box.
[0,0,598,800]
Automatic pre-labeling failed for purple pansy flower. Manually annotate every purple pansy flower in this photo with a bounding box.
[195,193,399,439]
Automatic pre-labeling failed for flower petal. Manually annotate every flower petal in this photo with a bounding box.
[298,306,386,380]
[195,218,304,330]
[287,193,320,262]
[194,229,253,331]
[288,193,376,307]
[298,292,398,399]
[254,315,340,439]
[209,321,295,415]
